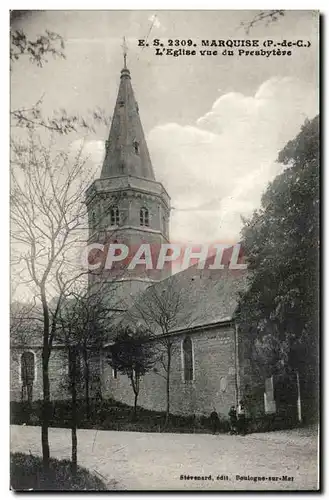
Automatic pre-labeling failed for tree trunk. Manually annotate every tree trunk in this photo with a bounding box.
[41,352,50,473]
[130,374,139,421]
[133,392,138,418]
[41,291,51,473]
[70,347,78,477]
[83,348,90,420]
[165,346,171,428]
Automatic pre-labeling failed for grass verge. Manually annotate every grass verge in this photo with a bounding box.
[10,452,111,491]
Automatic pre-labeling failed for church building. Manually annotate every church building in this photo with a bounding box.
[83,58,296,421]
[10,56,302,426]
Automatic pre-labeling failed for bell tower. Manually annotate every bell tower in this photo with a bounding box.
[85,45,171,307]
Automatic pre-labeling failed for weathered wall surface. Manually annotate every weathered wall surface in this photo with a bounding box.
[101,324,237,418]
[10,347,70,402]
[10,346,103,403]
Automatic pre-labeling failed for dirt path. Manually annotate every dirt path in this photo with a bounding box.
[10,425,319,491]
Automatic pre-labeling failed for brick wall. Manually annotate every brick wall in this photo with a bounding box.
[101,324,237,418]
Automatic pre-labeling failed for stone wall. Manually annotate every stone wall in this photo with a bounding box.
[101,324,237,418]
[10,347,70,402]
[10,346,103,403]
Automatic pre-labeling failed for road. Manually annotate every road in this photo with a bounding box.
[10,425,319,491]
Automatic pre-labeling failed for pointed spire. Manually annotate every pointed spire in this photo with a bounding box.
[122,36,128,69]
[100,43,155,180]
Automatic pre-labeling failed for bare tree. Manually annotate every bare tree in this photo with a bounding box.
[10,130,93,471]
[241,10,285,34]
[128,276,189,427]
[10,26,65,67]
[57,298,84,477]
[10,27,109,134]
[11,97,109,135]
[58,285,118,415]
[56,279,123,475]
[10,300,40,346]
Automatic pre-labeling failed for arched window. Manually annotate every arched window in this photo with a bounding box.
[110,206,120,226]
[134,140,139,154]
[182,337,194,382]
[21,351,35,385]
[21,351,36,402]
[140,207,149,227]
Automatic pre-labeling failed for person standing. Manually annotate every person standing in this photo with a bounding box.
[210,409,220,435]
[237,400,246,435]
[228,405,237,435]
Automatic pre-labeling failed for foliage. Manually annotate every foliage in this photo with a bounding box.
[10,29,109,133]
[57,290,113,351]
[109,327,155,379]
[11,100,109,135]
[10,453,109,491]
[107,326,156,415]
[236,116,319,383]
[11,399,302,434]
[10,29,65,67]
[10,399,211,434]
[241,10,285,33]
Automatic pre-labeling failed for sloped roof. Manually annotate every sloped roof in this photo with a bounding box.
[10,300,66,348]
[114,251,250,338]
[10,301,44,347]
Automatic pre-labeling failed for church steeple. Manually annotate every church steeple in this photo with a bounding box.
[101,43,155,180]
[86,44,171,306]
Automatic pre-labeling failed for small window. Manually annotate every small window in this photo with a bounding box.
[119,100,124,108]
[21,351,36,403]
[182,337,194,382]
[140,207,149,227]
[91,211,96,227]
[112,367,118,379]
[134,141,139,154]
[110,206,120,226]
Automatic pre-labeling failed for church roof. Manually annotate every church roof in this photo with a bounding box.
[115,251,250,339]
[165,265,249,331]
[100,65,155,180]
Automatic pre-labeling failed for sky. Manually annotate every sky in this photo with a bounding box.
[11,10,319,244]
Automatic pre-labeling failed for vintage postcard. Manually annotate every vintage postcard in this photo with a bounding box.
[10,10,319,491]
